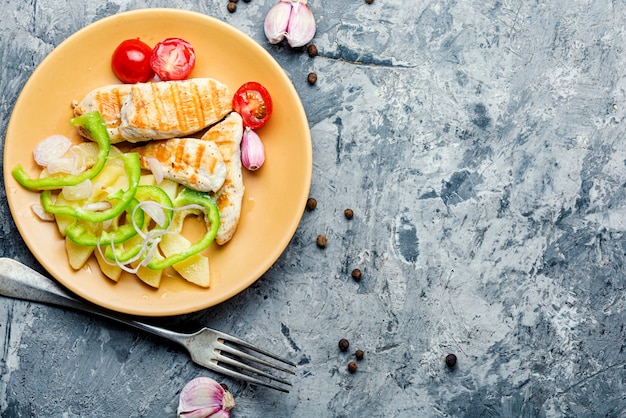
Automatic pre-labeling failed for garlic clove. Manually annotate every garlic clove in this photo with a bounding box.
[241,127,265,171]
[264,0,292,44]
[178,407,223,418]
[285,1,316,48]
[177,377,235,418]
[205,411,230,418]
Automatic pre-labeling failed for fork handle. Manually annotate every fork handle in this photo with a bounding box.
[0,258,89,311]
[0,258,188,345]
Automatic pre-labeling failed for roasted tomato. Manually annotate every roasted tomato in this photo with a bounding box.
[111,39,154,84]
[150,38,196,81]
[232,82,273,129]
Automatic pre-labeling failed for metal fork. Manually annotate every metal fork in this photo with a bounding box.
[0,258,296,392]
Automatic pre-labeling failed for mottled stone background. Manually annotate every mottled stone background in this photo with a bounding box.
[2,0,626,417]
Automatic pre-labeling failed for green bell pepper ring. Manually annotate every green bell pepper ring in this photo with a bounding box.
[40,152,141,223]
[146,188,220,270]
[65,198,144,247]
[104,185,174,263]
[12,111,110,190]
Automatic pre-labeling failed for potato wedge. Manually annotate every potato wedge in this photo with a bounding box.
[65,236,93,270]
[95,249,122,282]
[159,233,210,287]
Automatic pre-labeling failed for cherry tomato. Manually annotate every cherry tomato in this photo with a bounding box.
[150,38,196,81]
[111,39,154,84]
[232,82,273,129]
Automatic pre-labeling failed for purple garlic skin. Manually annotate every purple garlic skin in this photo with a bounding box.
[264,0,316,48]
[264,0,291,44]
[177,377,235,418]
[241,128,266,171]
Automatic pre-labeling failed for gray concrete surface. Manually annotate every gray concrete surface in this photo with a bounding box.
[3,0,626,416]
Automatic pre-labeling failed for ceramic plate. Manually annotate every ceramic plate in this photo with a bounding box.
[3,8,311,316]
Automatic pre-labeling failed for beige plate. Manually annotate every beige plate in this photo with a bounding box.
[3,8,312,316]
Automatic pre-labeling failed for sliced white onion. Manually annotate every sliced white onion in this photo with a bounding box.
[33,135,72,167]
[83,201,112,212]
[67,146,85,174]
[95,199,213,272]
[47,157,77,175]
[146,157,164,184]
[101,219,113,230]
[96,243,141,275]
[75,142,100,166]
[138,201,167,227]
[62,180,93,201]
[30,204,55,221]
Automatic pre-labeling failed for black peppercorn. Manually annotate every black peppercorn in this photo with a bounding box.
[243,0,251,2]
[344,208,354,219]
[347,361,358,373]
[306,197,317,211]
[316,234,327,248]
[445,353,457,369]
[227,2,237,12]
[307,72,317,85]
[355,349,364,361]
[338,338,350,352]
[307,44,318,57]
[365,0,374,3]
[351,268,362,282]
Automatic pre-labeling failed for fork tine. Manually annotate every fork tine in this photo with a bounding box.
[204,361,292,393]
[215,341,296,375]
[209,328,297,367]
[213,352,293,386]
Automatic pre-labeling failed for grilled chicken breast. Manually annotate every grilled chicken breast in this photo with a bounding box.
[72,84,132,143]
[73,78,232,144]
[201,112,245,245]
[120,78,232,143]
[133,138,227,193]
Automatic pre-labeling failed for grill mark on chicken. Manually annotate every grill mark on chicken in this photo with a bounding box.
[171,82,187,134]
[72,84,132,143]
[152,82,166,134]
[133,137,227,193]
[200,112,244,244]
[75,79,232,143]
[174,139,186,170]
[191,82,204,129]
[96,89,124,129]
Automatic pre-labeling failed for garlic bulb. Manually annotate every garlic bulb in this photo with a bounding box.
[264,0,316,48]
[241,127,265,171]
[177,377,235,418]
[285,1,316,48]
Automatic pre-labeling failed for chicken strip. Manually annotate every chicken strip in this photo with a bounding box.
[133,137,227,193]
[201,112,245,245]
[120,78,232,143]
[72,84,132,143]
